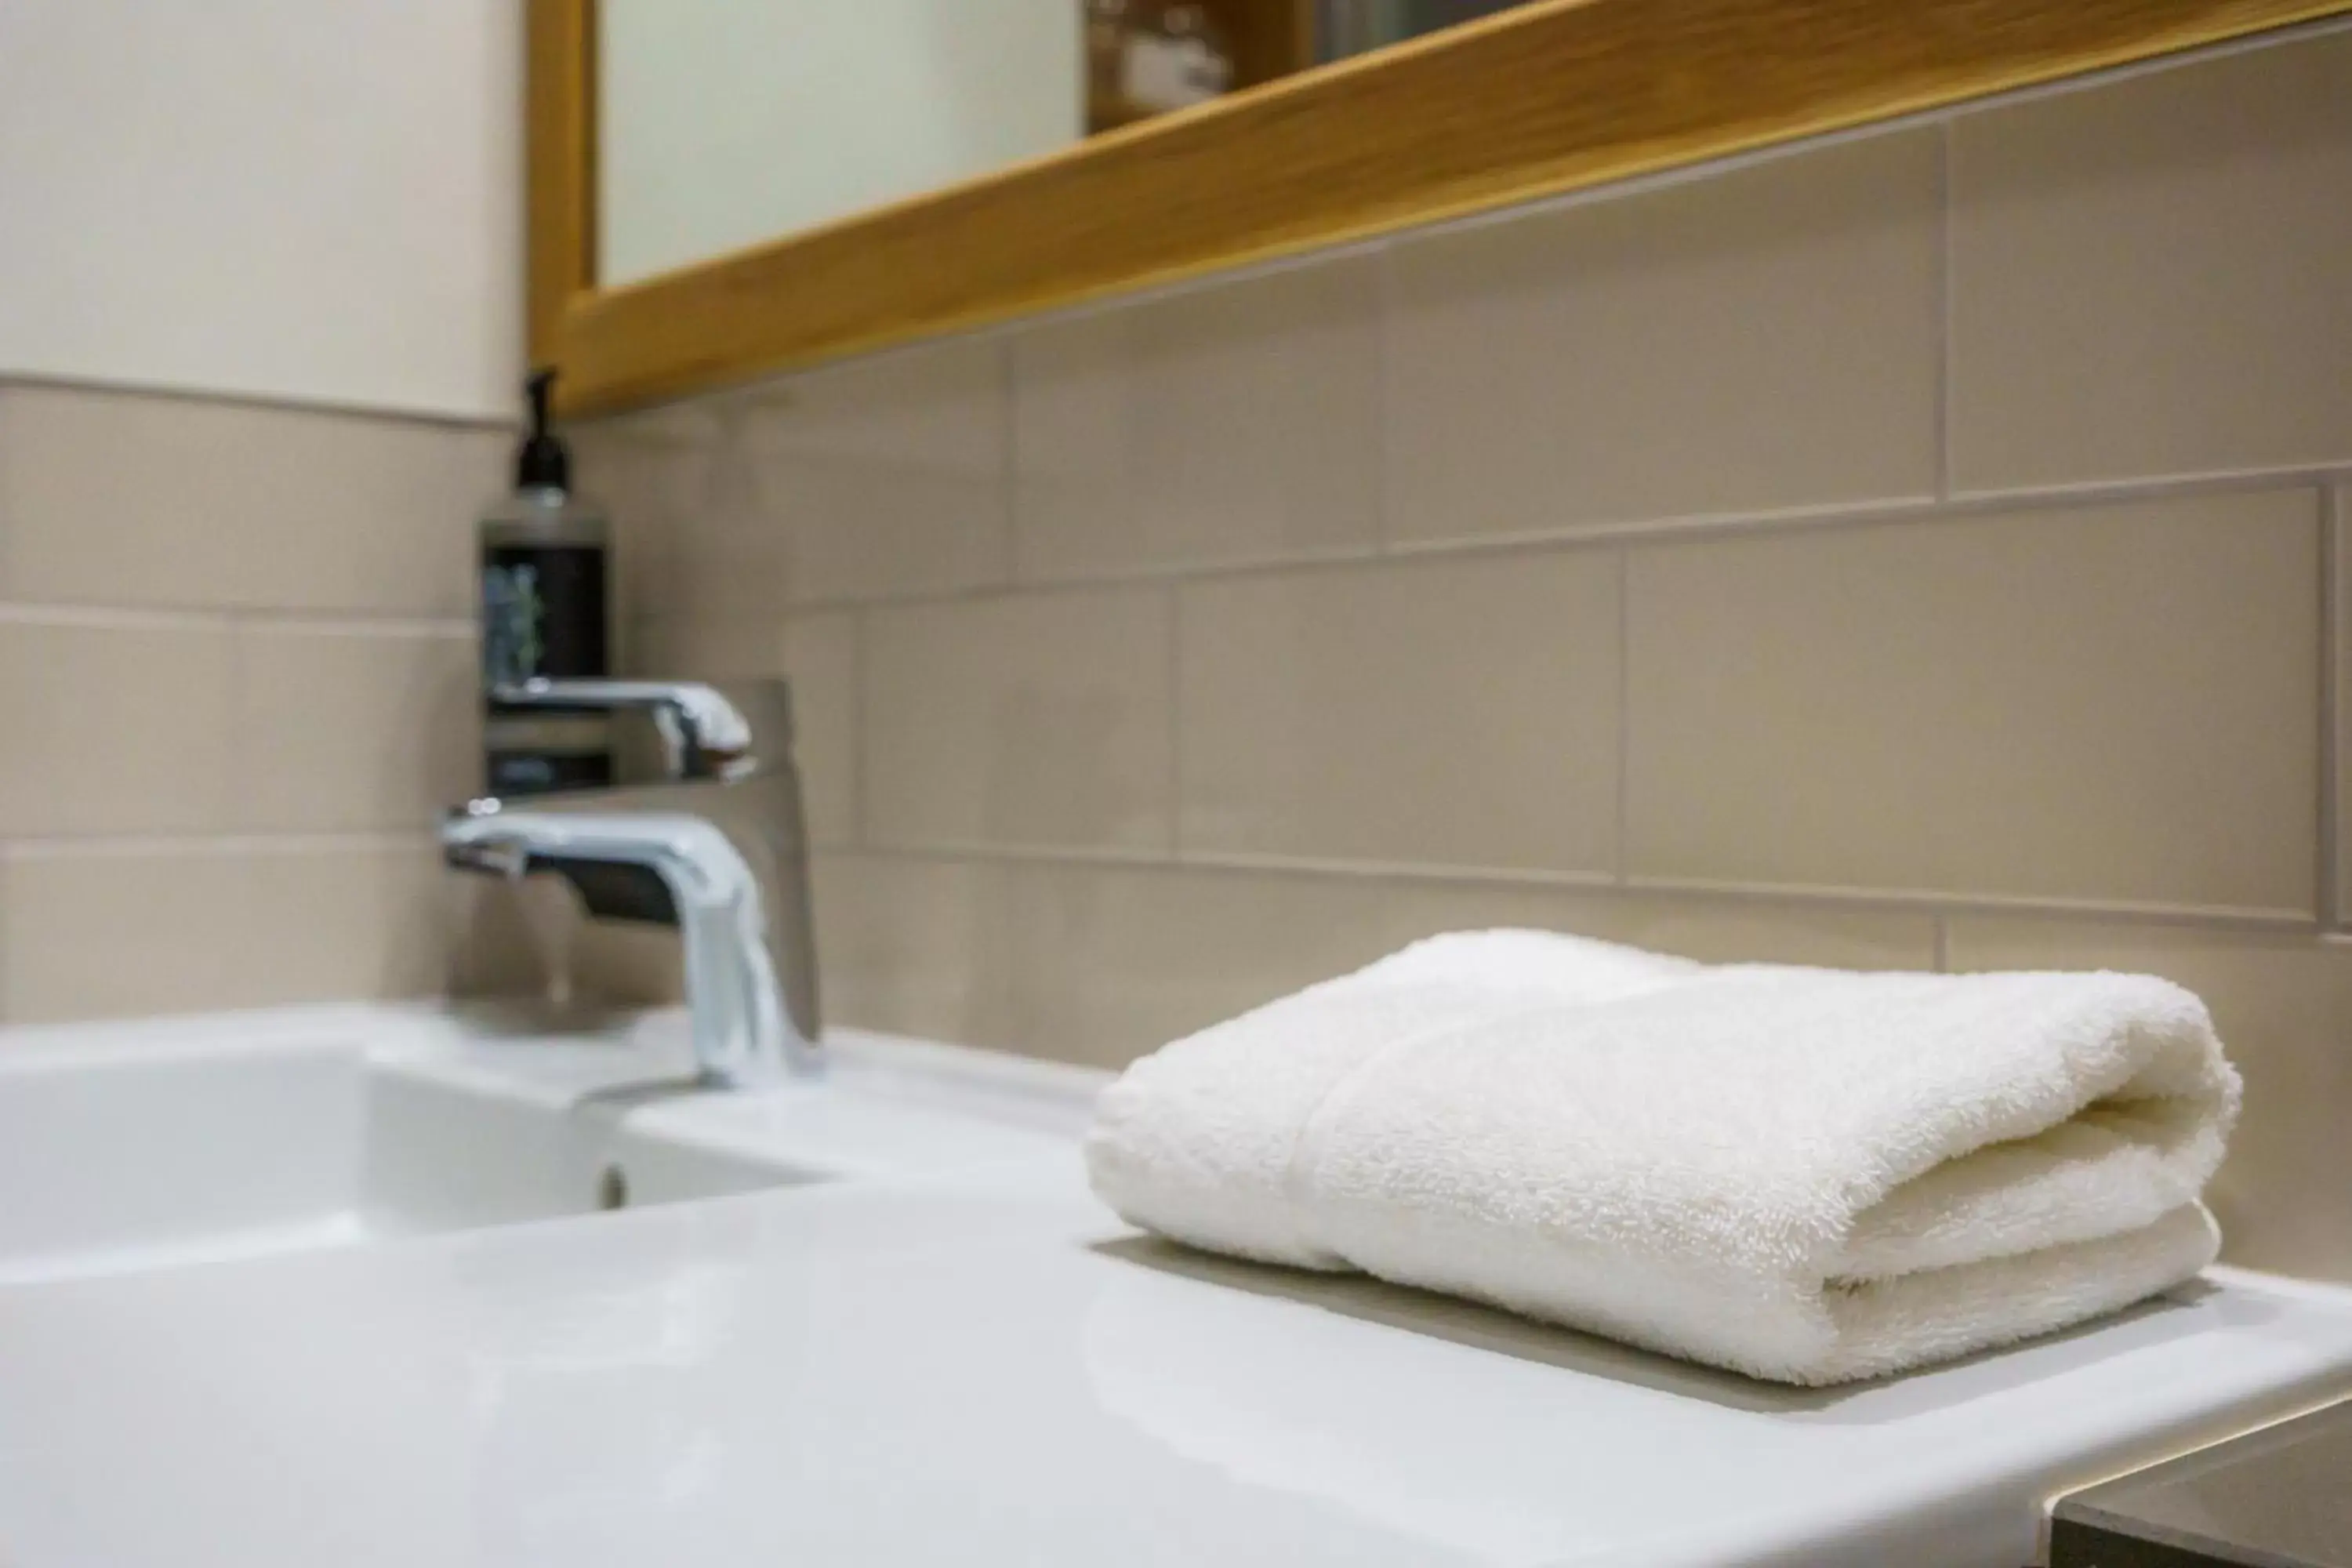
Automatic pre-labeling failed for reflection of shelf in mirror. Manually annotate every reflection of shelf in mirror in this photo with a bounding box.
[1087,99,1163,136]
[1084,0,1312,136]
[1316,1,1535,62]
[1087,2,1537,139]
[1216,0,1316,86]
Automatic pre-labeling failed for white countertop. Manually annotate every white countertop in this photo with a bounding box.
[4,1009,2352,1567]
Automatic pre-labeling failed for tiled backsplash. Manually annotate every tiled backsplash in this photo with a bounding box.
[573,24,2352,1281]
[0,381,502,1022]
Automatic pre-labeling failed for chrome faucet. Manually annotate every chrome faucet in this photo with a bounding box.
[441,677,820,1087]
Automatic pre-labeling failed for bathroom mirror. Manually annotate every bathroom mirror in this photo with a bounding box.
[532,0,2343,416]
[597,2,1096,290]
[593,3,1544,289]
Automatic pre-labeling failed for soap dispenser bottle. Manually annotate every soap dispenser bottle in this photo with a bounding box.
[479,368,612,796]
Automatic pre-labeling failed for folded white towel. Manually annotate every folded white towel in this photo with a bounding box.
[1089,929,1700,1269]
[1086,934,2240,1385]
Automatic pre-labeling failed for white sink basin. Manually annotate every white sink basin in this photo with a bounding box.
[0,1006,1087,1287]
[0,1011,808,1286]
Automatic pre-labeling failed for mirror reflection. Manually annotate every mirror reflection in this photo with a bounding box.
[597,0,1535,288]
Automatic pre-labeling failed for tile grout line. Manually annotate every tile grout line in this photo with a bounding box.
[223,613,252,837]
[829,839,2321,934]
[997,336,1023,587]
[1613,546,1632,886]
[749,461,2352,617]
[1167,581,1185,856]
[1619,873,2317,930]
[0,387,13,611]
[1933,118,1955,502]
[1373,240,1398,552]
[0,367,517,433]
[0,602,474,636]
[2321,485,2343,929]
[848,606,869,851]
[0,830,437,860]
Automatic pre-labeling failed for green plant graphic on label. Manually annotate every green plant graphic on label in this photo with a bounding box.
[482,563,544,686]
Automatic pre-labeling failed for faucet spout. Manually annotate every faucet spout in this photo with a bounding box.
[489,677,756,780]
[443,808,810,1087]
[441,677,822,1089]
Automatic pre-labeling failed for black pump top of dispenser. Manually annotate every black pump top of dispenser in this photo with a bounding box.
[515,368,571,492]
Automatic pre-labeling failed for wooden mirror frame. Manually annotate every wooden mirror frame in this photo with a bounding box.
[531,0,2347,417]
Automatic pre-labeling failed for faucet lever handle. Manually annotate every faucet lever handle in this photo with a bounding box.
[490,677,758,781]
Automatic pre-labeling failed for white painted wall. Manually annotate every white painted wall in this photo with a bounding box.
[0,0,521,419]
[600,0,1082,286]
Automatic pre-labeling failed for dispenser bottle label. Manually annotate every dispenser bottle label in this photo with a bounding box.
[481,544,608,699]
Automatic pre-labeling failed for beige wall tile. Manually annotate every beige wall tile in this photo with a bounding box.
[627,615,781,679]
[812,858,1937,1071]
[989,860,1403,1067]
[572,408,727,622]
[1386,129,1940,544]
[0,841,445,1024]
[1,848,257,1022]
[811,852,1402,1068]
[1626,491,2322,914]
[441,874,558,1001]
[232,628,477,833]
[863,587,1174,852]
[810,851,996,1047]
[1950,31,2352,490]
[782,615,858,849]
[1011,258,1383,579]
[444,875,684,1010]
[0,617,234,837]
[1179,550,1619,874]
[254,842,451,1006]
[0,383,502,614]
[1376,882,1940,971]
[739,339,1012,605]
[564,922,687,1007]
[652,418,794,621]
[2338,485,2350,927]
[1946,917,2352,1284]
[988,870,1922,1065]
